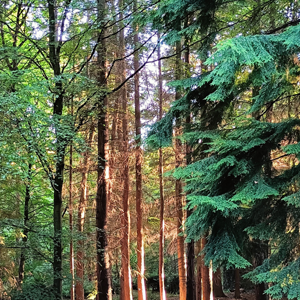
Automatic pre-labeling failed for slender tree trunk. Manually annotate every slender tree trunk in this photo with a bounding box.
[120,5,133,299]
[53,112,65,300]
[201,237,210,300]
[175,33,187,300]
[134,2,147,299]
[234,269,241,299]
[213,268,226,298]
[70,139,75,300]
[48,1,66,297]
[76,125,95,300]
[251,87,268,300]
[96,0,110,298]
[185,31,195,300]
[18,162,32,285]
[158,32,167,300]
[195,240,202,300]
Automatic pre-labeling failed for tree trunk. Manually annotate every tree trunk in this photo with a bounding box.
[185,30,195,300]
[175,32,187,300]
[53,125,65,300]
[234,269,241,299]
[201,237,210,300]
[70,140,75,300]
[48,0,65,297]
[158,32,167,300]
[18,162,32,285]
[195,240,202,300]
[76,125,95,300]
[120,5,133,299]
[96,0,110,298]
[96,93,110,300]
[251,85,268,300]
[134,1,147,299]
[213,268,226,298]
[253,241,268,300]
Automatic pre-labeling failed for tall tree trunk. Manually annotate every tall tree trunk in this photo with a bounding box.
[18,162,32,285]
[158,32,167,300]
[133,1,147,299]
[175,33,187,300]
[48,1,65,298]
[213,268,226,298]
[251,86,268,300]
[70,138,75,300]
[201,237,210,300]
[120,4,133,299]
[185,31,195,300]
[76,125,95,300]
[96,0,110,298]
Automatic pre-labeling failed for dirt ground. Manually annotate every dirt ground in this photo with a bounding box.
[112,290,256,300]
[216,291,256,300]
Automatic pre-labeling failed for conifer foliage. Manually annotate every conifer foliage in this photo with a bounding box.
[148,17,300,300]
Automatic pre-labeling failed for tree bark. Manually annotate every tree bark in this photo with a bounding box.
[201,237,210,300]
[234,269,241,299]
[175,32,187,300]
[48,1,66,298]
[185,30,195,300]
[253,241,268,300]
[96,0,110,298]
[120,4,133,298]
[18,162,32,285]
[195,240,202,300]
[158,32,167,300]
[213,268,226,298]
[76,125,95,300]
[134,1,147,299]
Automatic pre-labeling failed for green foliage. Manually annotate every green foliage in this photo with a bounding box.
[148,0,300,293]
[11,281,56,300]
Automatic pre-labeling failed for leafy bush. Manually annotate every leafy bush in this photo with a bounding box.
[11,281,56,300]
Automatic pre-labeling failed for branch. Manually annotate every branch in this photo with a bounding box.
[266,19,300,34]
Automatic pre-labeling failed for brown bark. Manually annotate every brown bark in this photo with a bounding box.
[75,125,95,300]
[120,4,132,299]
[234,269,241,299]
[134,1,147,299]
[96,0,110,298]
[158,32,167,300]
[213,268,226,298]
[195,240,202,300]
[201,237,210,300]
[175,31,187,300]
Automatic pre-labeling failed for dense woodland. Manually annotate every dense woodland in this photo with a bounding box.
[1,1,300,300]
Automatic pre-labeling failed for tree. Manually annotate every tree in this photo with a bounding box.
[119,1,133,297]
[157,33,167,300]
[75,124,95,300]
[134,1,147,299]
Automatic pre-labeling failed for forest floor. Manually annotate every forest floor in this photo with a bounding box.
[112,290,179,300]
[112,290,256,300]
